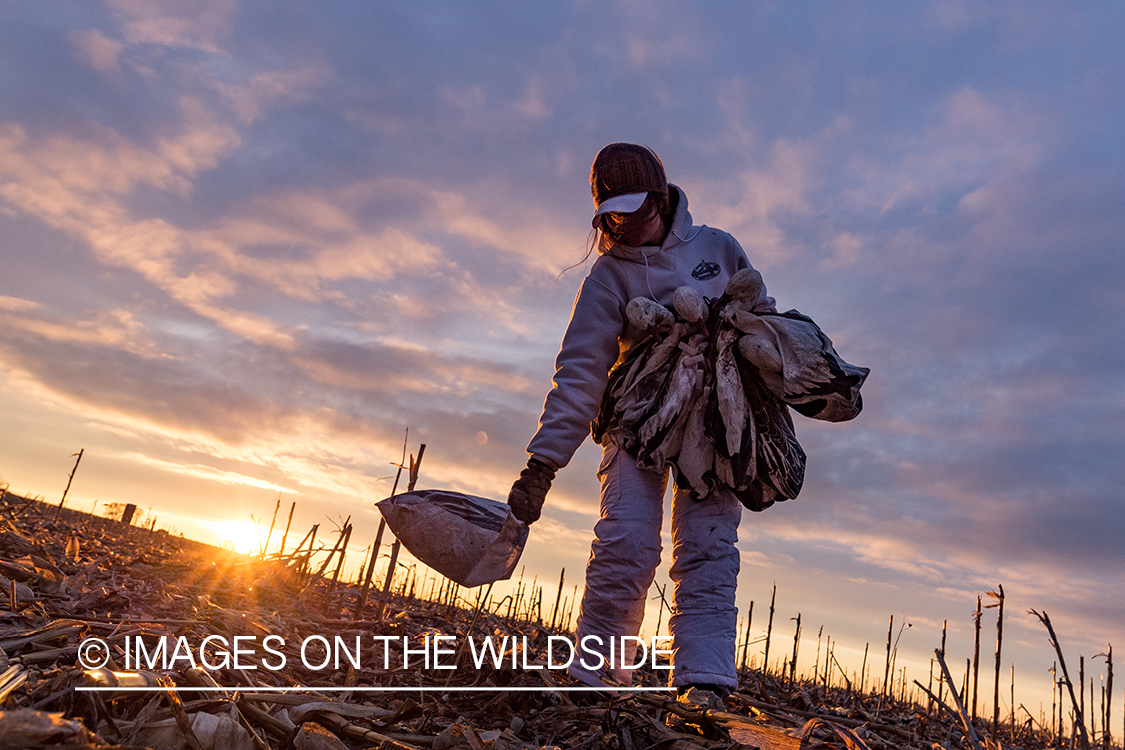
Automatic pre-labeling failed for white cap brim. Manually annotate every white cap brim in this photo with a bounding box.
[591,192,648,225]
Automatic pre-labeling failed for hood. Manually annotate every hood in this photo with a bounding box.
[597,184,700,259]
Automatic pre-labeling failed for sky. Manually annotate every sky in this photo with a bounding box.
[1,0,1123,727]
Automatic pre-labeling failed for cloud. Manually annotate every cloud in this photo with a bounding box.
[212,68,328,126]
[688,118,852,266]
[0,306,166,358]
[610,0,705,71]
[69,29,125,76]
[0,296,41,312]
[107,0,236,53]
[118,451,289,493]
[290,337,537,400]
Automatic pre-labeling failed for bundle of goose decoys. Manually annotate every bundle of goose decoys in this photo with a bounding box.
[592,268,870,511]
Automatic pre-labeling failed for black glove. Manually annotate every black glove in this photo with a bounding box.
[507,458,556,525]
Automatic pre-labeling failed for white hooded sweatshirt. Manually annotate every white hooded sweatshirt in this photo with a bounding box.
[527,185,776,470]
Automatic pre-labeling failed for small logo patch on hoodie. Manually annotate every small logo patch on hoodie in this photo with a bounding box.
[691,260,720,280]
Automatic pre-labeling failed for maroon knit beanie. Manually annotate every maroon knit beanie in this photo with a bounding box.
[590,143,668,210]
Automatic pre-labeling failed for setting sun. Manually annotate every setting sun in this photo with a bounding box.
[219,520,269,555]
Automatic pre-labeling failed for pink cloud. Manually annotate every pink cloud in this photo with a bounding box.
[107,0,236,53]
[69,29,125,76]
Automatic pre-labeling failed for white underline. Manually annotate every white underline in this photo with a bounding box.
[75,686,674,693]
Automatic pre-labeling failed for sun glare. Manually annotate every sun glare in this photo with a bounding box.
[220,520,269,555]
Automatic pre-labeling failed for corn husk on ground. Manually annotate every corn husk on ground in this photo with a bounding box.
[593,269,868,512]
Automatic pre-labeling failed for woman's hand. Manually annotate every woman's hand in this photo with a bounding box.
[506,458,556,525]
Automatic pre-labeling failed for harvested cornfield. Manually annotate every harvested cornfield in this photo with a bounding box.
[0,492,1110,750]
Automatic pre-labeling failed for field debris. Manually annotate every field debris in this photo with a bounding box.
[0,492,1114,750]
